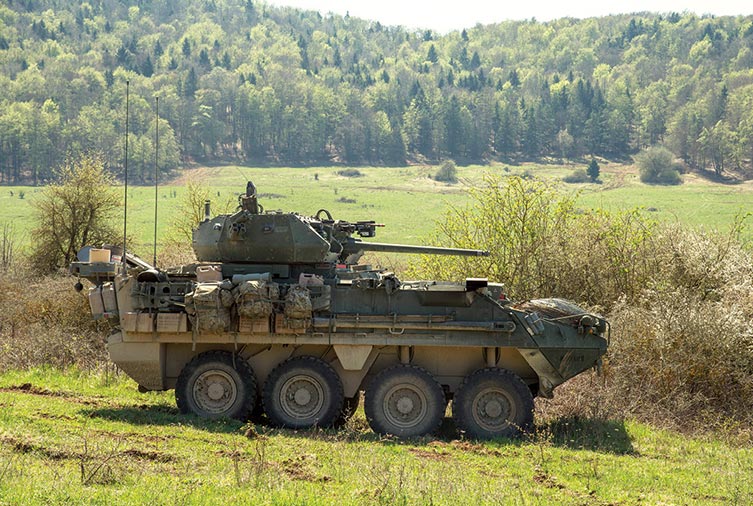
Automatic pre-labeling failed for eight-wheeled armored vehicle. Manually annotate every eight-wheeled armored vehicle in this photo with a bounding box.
[71,182,608,439]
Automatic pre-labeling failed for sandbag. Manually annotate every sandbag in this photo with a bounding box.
[186,282,234,333]
[284,285,312,319]
[234,280,279,318]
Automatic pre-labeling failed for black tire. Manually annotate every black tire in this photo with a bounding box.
[175,350,257,420]
[333,393,361,427]
[262,356,344,429]
[453,368,534,440]
[364,365,445,438]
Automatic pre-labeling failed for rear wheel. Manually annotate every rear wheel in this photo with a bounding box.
[453,368,534,439]
[175,350,257,420]
[365,365,445,438]
[263,356,344,429]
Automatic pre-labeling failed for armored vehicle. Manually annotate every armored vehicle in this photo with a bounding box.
[71,182,608,439]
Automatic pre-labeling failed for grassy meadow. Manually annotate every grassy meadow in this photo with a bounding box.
[3,161,753,258]
[0,369,751,505]
[3,162,753,504]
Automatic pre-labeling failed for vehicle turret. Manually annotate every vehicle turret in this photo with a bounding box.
[192,181,489,266]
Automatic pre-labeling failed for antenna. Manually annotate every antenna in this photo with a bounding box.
[122,80,130,272]
[153,96,159,267]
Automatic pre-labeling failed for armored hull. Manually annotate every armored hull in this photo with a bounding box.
[71,184,608,439]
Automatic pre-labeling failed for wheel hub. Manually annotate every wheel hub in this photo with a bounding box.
[384,384,427,429]
[294,387,312,406]
[193,370,238,415]
[472,387,514,431]
[396,396,415,414]
[484,399,503,418]
[280,375,324,420]
[207,382,225,401]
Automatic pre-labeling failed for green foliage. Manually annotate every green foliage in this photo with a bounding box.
[587,159,600,182]
[562,168,589,183]
[636,146,682,185]
[28,154,120,272]
[412,175,753,431]
[2,5,753,181]
[434,160,458,183]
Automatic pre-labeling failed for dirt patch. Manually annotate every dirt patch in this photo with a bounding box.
[408,447,450,461]
[36,412,77,421]
[0,383,105,406]
[0,435,77,460]
[532,466,565,489]
[280,454,331,483]
[121,448,174,463]
[448,440,503,457]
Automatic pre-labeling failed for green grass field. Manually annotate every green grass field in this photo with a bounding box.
[4,161,752,258]
[0,368,751,505]
[3,163,753,503]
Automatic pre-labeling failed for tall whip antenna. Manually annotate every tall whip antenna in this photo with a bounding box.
[122,80,130,272]
[153,96,159,267]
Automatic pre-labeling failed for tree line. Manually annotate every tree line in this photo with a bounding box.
[1,0,753,183]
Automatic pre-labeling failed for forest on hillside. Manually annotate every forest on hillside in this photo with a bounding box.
[1,0,753,183]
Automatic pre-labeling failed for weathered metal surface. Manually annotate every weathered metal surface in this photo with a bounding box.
[72,182,608,437]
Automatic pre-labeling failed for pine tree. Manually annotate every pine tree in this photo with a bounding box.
[587,159,600,182]
[427,44,438,63]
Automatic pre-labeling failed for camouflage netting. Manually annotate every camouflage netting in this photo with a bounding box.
[186,281,234,333]
[234,280,279,318]
[284,285,312,319]
[512,298,593,320]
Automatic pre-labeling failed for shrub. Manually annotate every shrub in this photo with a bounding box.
[636,146,682,185]
[0,272,109,371]
[29,154,121,272]
[562,168,589,183]
[410,175,753,433]
[434,160,458,183]
[337,168,363,178]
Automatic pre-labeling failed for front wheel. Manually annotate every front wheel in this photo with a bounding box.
[453,368,534,439]
[365,365,445,438]
[175,350,257,420]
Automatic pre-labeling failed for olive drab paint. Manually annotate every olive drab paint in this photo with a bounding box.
[70,183,608,439]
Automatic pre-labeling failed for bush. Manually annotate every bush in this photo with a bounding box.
[0,272,109,371]
[410,175,753,433]
[29,154,121,272]
[636,146,682,185]
[336,168,363,178]
[434,160,458,183]
[562,168,589,183]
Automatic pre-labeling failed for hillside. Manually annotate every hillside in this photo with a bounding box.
[1,1,753,183]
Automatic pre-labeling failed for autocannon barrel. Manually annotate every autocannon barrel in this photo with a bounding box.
[344,239,489,257]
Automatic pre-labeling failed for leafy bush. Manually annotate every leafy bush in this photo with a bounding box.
[411,175,753,433]
[337,168,363,178]
[0,272,108,371]
[29,154,121,272]
[562,168,589,183]
[434,160,458,183]
[636,146,682,185]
